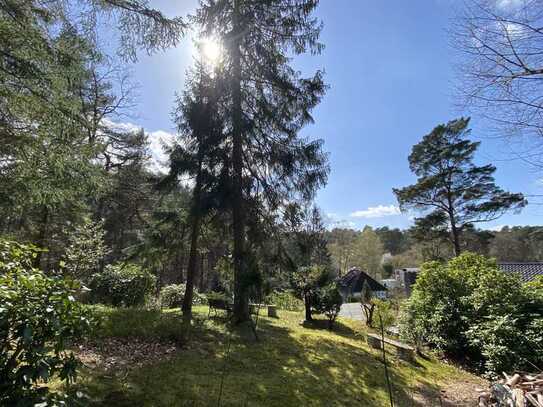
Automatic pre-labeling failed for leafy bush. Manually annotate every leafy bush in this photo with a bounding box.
[159,283,206,308]
[400,252,543,376]
[88,263,156,307]
[90,305,188,343]
[0,239,92,404]
[314,283,343,329]
[373,298,395,330]
[291,265,333,321]
[266,290,304,311]
[206,291,231,303]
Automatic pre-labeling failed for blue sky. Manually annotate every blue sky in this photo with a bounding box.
[112,0,542,231]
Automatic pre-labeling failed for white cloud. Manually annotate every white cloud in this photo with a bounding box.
[103,119,140,133]
[496,0,522,9]
[486,224,509,232]
[350,205,401,219]
[324,213,356,229]
[147,130,175,174]
[102,119,176,174]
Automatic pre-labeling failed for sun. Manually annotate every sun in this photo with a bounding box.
[201,38,222,63]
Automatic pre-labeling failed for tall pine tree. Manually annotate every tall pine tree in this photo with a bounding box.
[195,0,329,322]
[394,118,526,256]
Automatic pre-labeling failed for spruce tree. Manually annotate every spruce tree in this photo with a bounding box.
[195,0,329,322]
[168,59,229,325]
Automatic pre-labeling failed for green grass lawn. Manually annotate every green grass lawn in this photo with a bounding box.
[58,305,484,406]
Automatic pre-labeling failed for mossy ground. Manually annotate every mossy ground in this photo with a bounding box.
[56,305,484,406]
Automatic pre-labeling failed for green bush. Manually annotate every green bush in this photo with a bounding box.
[400,252,543,377]
[0,239,92,404]
[314,283,343,329]
[373,298,395,329]
[206,291,231,303]
[159,283,206,308]
[90,305,187,343]
[88,263,156,307]
[266,290,304,311]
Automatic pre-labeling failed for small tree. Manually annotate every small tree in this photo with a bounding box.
[314,283,343,330]
[360,280,376,327]
[292,265,331,322]
[351,226,384,279]
[64,218,108,281]
[394,118,526,256]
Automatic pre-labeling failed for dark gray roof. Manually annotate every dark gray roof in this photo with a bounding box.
[498,262,543,283]
[337,268,387,292]
[399,268,420,273]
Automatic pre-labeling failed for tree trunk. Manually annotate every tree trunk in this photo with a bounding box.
[446,193,462,257]
[450,221,461,257]
[182,161,203,325]
[34,205,49,269]
[363,303,375,327]
[304,293,313,321]
[231,0,250,323]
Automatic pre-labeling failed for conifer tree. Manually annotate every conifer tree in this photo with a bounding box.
[195,0,329,322]
[394,118,526,256]
[168,59,229,325]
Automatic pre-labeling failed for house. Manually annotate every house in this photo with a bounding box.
[394,267,420,296]
[498,262,543,283]
[381,278,399,290]
[337,267,387,301]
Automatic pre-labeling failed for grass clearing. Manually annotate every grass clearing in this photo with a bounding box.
[59,306,485,406]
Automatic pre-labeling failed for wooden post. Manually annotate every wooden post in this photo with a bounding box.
[267,305,278,318]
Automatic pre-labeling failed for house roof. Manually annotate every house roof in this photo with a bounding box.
[399,268,420,273]
[337,268,387,292]
[499,262,543,283]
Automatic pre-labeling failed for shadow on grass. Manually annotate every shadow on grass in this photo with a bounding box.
[69,306,444,406]
[299,318,360,339]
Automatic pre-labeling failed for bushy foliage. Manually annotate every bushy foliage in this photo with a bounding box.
[359,280,376,327]
[291,265,332,321]
[64,218,108,281]
[0,239,91,404]
[214,257,234,296]
[206,291,231,303]
[88,263,156,307]
[266,290,304,311]
[314,283,343,329]
[159,284,206,308]
[400,252,543,376]
[373,299,395,330]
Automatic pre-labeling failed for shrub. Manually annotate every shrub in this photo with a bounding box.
[314,283,343,329]
[206,291,231,303]
[292,265,333,321]
[88,263,156,307]
[90,305,187,343]
[0,239,92,404]
[400,252,543,377]
[159,283,206,308]
[373,298,395,330]
[265,290,304,311]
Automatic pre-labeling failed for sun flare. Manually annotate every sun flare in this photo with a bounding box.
[201,38,222,63]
